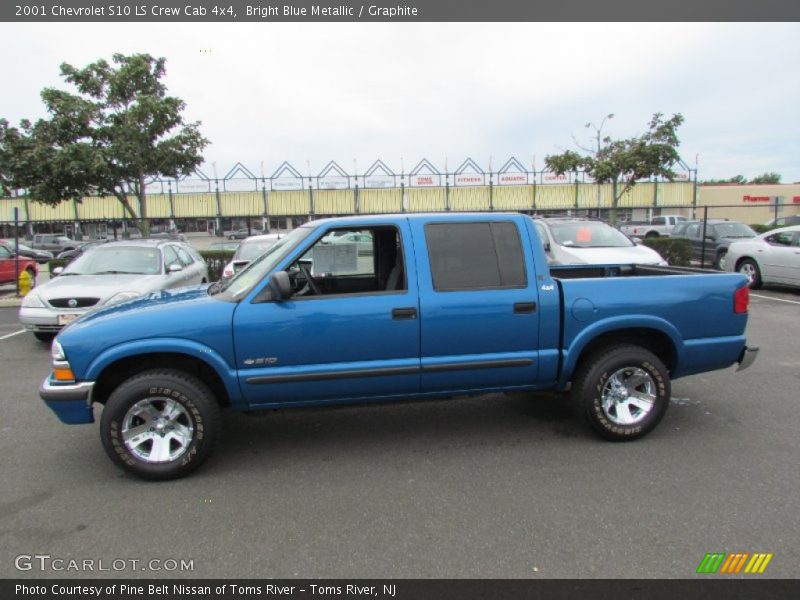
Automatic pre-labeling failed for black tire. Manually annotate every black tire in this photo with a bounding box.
[645,231,659,238]
[100,369,221,480]
[228,235,236,240]
[738,258,762,289]
[571,344,670,441]
[714,250,728,271]
[33,332,55,342]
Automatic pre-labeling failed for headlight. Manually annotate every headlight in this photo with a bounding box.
[21,293,45,308]
[104,291,142,306]
[51,339,66,361]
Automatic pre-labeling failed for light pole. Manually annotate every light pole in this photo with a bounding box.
[586,114,614,216]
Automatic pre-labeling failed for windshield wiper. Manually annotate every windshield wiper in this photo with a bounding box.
[90,270,142,275]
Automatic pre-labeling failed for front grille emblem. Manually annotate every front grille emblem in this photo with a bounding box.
[67,298,78,308]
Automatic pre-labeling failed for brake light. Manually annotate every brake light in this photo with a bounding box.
[734,285,749,314]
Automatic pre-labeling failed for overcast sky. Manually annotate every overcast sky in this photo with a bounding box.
[2,22,798,182]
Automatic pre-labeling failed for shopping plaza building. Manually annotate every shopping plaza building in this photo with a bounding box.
[2,159,798,238]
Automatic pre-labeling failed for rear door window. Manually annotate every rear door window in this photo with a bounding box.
[425,221,526,291]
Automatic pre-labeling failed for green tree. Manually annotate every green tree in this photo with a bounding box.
[749,172,781,185]
[0,53,209,234]
[545,113,685,224]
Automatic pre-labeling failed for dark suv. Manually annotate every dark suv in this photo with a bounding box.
[672,219,757,269]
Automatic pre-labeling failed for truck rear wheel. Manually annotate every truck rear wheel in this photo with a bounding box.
[100,369,221,480]
[571,345,670,441]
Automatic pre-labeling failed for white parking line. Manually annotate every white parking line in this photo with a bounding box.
[0,329,26,340]
[751,293,800,306]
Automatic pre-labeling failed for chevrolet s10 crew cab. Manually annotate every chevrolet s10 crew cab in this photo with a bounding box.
[39,213,758,480]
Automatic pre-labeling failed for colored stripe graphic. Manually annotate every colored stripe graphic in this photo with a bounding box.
[697,552,773,574]
[697,553,726,574]
[744,553,773,574]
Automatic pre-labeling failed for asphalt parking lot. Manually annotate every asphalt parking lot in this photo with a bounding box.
[0,287,798,579]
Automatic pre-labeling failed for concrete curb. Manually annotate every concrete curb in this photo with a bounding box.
[0,295,22,308]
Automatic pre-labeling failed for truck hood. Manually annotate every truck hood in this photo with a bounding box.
[57,285,237,379]
[554,244,666,265]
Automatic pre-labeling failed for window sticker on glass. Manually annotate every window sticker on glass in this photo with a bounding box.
[312,243,358,274]
[576,227,592,243]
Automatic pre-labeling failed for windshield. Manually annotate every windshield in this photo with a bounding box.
[713,223,756,238]
[211,226,314,300]
[234,238,281,261]
[62,246,162,275]
[549,222,634,248]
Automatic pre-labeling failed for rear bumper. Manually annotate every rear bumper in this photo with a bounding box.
[737,346,759,372]
[39,376,95,424]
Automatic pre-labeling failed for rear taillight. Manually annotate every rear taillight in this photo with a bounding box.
[734,285,749,314]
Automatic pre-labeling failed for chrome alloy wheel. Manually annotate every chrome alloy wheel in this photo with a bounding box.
[121,397,194,463]
[739,262,757,285]
[601,367,657,425]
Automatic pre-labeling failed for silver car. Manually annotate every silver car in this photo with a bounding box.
[221,233,282,278]
[532,217,668,266]
[19,239,208,341]
[724,225,800,289]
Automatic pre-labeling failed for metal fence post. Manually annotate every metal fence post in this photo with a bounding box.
[700,205,709,269]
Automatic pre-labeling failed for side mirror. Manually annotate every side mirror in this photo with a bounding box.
[704,235,716,242]
[168,263,183,273]
[542,241,551,253]
[268,271,292,301]
[52,266,64,276]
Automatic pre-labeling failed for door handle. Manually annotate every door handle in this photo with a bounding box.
[513,302,537,314]
[392,307,417,320]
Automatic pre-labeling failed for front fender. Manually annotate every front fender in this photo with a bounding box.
[559,315,685,387]
[84,337,244,407]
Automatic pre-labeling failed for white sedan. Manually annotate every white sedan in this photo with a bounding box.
[724,225,800,289]
[20,239,209,341]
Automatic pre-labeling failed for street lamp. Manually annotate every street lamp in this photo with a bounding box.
[586,114,614,214]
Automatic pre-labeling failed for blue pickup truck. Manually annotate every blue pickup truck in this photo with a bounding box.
[40,213,758,480]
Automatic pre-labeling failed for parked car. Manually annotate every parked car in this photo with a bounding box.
[327,230,374,255]
[31,233,84,253]
[724,225,800,289]
[0,240,53,264]
[39,213,756,480]
[618,214,688,238]
[532,217,668,266]
[227,228,261,240]
[763,215,800,229]
[0,244,38,286]
[19,239,208,342]
[56,239,108,261]
[208,241,241,252]
[672,220,758,269]
[221,233,282,278]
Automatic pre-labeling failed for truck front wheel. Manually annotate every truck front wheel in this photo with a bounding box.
[100,369,221,480]
[571,345,670,441]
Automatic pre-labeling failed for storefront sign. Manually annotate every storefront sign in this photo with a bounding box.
[743,195,770,203]
[364,175,395,188]
[454,173,485,186]
[272,178,304,191]
[411,174,439,187]
[498,173,528,185]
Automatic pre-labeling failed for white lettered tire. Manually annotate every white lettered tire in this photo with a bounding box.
[100,369,220,480]
[571,345,670,440]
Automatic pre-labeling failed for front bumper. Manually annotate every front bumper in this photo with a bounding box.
[737,346,759,372]
[39,376,96,424]
[20,306,88,333]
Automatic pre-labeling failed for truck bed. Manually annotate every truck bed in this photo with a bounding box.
[550,264,713,280]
